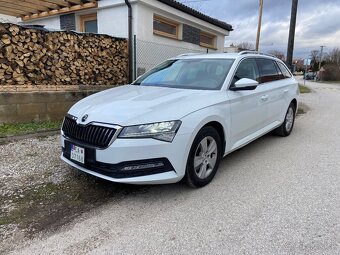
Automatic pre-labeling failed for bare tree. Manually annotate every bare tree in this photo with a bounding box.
[268,50,285,60]
[236,42,255,51]
[310,50,320,72]
[328,48,340,66]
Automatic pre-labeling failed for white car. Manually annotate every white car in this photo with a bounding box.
[61,52,299,188]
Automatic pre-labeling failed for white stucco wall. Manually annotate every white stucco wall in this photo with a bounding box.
[0,14,20,23]
[21,16,61,30]
[138,1,228,51]
[97,1,129,38]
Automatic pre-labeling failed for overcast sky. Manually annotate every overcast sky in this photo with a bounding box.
[181,0,340,58]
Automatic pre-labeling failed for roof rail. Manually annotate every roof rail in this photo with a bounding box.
[238,51,277,59]
[176,53,203,57]
[238,50,259,55]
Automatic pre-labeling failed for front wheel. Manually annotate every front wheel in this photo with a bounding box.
[274,103,296,137]
[185,126,222,188]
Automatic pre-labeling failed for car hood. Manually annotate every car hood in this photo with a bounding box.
[68,85,224,126]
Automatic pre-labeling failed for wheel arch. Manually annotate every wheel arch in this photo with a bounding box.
[291,98,298,114]
[202,121,226,157]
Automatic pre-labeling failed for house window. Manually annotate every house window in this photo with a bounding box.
[153,15,179,39]
[80,14,98,33]
[200,32,216,49]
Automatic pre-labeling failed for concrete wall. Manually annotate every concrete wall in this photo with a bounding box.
[0,90,100,123]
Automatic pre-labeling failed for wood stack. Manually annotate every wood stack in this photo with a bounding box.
[0,23,128,86]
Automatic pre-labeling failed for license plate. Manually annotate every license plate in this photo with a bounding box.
[70,144,85,164]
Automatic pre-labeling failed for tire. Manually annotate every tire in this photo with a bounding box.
[185,126,222,188]
[274,102,296,137]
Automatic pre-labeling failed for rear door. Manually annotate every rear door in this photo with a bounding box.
[256,58,285,125]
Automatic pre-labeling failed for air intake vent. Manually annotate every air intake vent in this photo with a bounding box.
[62,116,117,148]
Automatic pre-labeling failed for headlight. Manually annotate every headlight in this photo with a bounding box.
[118,121,181,142]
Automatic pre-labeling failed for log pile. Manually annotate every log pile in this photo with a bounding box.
[0,23,128,86]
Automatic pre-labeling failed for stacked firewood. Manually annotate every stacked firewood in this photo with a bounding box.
[0,23,128,85]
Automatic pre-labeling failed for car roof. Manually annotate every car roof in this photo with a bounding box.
[175,52,280,62]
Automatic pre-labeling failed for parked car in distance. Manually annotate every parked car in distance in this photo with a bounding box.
[61,52,299,188]
[304,72,316,80]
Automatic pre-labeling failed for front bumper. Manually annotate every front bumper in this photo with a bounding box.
[60,133,191,184]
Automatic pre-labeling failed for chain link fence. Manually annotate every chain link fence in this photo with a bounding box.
[135,39,207,78]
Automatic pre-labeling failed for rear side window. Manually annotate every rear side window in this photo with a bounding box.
[277,62,292,78]
[256,58,280,83]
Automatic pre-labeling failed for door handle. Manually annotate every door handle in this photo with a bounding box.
[261,95,269,101]
[283,89,289,93]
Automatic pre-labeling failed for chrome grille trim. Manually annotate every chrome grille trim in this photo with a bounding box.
[61,116,122,149]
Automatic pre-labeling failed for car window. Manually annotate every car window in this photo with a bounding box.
[277,62,292,78]
[134,59,234,90]
[231,58,260,86]
[256,58,280,83]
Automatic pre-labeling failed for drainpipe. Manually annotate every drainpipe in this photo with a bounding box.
[125,0,133,83]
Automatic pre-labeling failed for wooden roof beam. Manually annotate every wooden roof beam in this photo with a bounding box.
[0,8,21,17]
[0,0,50,12]
[42,0,71,8]
[24,0,60,10]
[0,2,44,14]
[68,0,82,4]
[0,6,32,16]
[22,2,98,21]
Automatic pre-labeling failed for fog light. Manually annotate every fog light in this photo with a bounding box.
[121,162,164,171]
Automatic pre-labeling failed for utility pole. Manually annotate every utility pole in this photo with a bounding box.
[286,0,299,71]
[256,0,263,51]
[319,45,325,70]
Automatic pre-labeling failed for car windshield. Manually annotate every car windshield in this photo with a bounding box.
[133,58,234,90]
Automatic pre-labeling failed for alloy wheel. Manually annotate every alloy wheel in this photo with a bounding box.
[194,136,218,179]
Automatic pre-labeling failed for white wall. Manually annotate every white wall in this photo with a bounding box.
[0,14,19,23]
[135,1,228,53]
[97,4,128,38]
[22,16,61,30]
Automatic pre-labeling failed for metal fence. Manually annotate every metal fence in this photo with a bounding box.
[134,39,207,78]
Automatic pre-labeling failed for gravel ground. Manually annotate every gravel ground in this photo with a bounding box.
[1,78,340,255]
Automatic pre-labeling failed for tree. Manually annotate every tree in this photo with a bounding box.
[328,48,340,66]
[268,50,285,60]
[310,50,320,72]
[236,42,255,51]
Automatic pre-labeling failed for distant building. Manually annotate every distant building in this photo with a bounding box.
[224,44,239,53]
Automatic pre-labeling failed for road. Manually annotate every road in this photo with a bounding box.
[9,79,340,255]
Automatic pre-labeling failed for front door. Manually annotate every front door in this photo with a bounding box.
[227,58,269,150]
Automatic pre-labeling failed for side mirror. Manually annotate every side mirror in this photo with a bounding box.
[230,78,259,91]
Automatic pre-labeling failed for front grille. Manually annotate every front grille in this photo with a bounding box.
[62,116,117,148]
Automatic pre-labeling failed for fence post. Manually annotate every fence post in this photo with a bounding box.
[133,35,137,80]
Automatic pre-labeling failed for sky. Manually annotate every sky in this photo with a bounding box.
[180,0,340,58]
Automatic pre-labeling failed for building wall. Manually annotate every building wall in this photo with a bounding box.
[0,14,19,23]
[23,16,61,30]
[135,2,227,52]
[97,1,129,38]
[19,0,229,52]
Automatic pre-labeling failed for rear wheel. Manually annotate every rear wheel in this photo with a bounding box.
[185,127,222,188]
[274,102,296,137]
